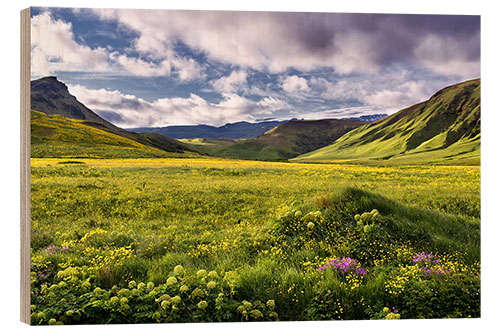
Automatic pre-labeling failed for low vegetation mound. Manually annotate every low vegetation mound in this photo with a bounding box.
[30,187,479,324]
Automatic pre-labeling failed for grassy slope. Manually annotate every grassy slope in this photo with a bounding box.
[335,187,480,259]
[199,119,365,161]
[179,138,238,155]
[294,79,480,165]
[31,110,195,158]
[31,77,195,155]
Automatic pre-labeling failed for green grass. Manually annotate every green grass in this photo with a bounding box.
[294,79,480,164]
[179,138,237,155]
[203,119,365,161]
[30,158,480,323]
[177,120,366,161]
[335,187,479,260]
[31,110,195,159]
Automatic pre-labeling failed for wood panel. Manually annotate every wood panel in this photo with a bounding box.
[20,7,31,325]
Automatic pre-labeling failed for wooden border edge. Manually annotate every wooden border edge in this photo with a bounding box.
[20,7,31,325]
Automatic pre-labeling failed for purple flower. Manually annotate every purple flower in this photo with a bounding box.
[44,244,69,255]
[317,257,367,275]
[413,251,449,276]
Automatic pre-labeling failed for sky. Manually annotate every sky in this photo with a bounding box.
[30,7,480,128]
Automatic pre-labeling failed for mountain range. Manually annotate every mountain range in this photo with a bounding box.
[293,79,480,164]
[29,76,480,165]
[130,120,287,140]
[129,114,387,140]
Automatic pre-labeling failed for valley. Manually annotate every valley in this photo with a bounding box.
[29,77,481,324]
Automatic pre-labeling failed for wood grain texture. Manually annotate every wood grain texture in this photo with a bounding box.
[20,7,31,325]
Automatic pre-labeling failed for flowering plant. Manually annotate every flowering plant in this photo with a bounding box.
[413,251,449,276]
[44,245,69,255]
[317,257,367,275]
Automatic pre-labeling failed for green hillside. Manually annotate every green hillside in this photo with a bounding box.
[199,119,365,161]
[293,79,480,165]
[31,76,196,155]
[179,138,237,154]
[31,110,194,158]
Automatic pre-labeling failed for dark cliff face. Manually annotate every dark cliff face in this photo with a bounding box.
[31,76,66,93]
[31,76,115,127]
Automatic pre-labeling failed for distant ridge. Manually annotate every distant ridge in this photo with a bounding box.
[341,114,388,122]
[129,120,288,139]
[293,79,480,165]
[129,114,386,140]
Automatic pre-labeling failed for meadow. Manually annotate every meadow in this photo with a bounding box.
[30,157,480,324]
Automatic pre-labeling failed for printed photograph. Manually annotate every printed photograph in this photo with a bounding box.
[28,7,480,325]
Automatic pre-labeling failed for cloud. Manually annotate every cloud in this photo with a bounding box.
[93,10,480,78]
[209,70,279,98]
[281,75,310,94]
[211,70,247,93]
[31,11,205,81]
[308,69,457,114]
[414,34,480,77]
[67,84,289,127]
[110,52,171,77]
[311,77,369,101]
[255,97,291,115]
[363,81,430,108]
[31,12,109,76]
[34,10,480,127]
[298,106,393,121]
[171,57,206,81]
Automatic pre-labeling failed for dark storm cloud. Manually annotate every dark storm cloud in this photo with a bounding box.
[367,14,480,63]
[281,12,480,69]
[92,9,479,75]
[86,95,146,111]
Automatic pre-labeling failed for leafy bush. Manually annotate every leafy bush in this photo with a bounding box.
[399,272,480,318]
[31,265,279,325]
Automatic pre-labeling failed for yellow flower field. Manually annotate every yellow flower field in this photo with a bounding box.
[30,157,480,324]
